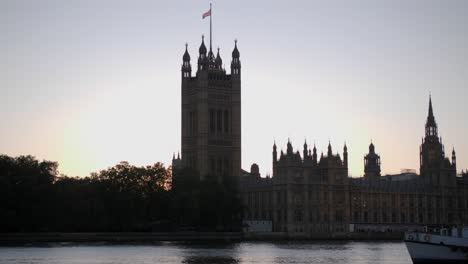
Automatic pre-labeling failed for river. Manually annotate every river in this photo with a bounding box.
[0,241,412,264]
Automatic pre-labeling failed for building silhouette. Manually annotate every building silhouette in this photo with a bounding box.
[173,37,241,180]
[173,36,468,237]
[240,98,468,237]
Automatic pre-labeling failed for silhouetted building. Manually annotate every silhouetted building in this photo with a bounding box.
[171,35,467,236]
[173,37,241,180]
[240,98,468,237]
[419,96,457,186]
[364,142,381,182]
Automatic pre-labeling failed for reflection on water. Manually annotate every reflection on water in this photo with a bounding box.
[0,241,412,264]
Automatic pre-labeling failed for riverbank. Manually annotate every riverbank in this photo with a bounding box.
[0,232,403,245]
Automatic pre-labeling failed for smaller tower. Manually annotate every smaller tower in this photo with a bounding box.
[343,143,348,168]
[250,163,260,178]
[312,144,317,164]
[303,140,308,160]
[172,152,182,171]
[231,39,241,77]
[452,147,457,168]
[287,138,293,155]
[182,43,191,78]
[198,35,208,71]
[364,142,381,182]
[273,142,278,163]
[207,47,215,69]
[327,141,332,156]
[425,95,438,139]
[215,47,223,70]
[273,142,278,177]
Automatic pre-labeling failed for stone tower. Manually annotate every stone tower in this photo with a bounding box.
[178,37,241,180]
[364,142,381,181]
[419,96,456,186]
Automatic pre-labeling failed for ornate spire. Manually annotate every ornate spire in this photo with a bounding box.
[183,43,190,61]
[343,142,348,167]
[287,138,293,154]
[303,139,308,158]
[452,146,457,166]
[312,142,317,163]
[199,35,207,55]
[273,141,278,162]
[215,47,222,69]
[427,95,436,126]
[425,95,438,137]
[232,39,240,58]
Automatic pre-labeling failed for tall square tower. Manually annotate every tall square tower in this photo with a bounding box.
[177,37,241,180]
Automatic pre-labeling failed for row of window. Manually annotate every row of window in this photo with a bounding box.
[245,190,348,209]
[187,109,231,135]
[353,211,460,224]
[352,194,464,209]
[188,111,197,136]
[209,109,230,134]
[244,208,465,225]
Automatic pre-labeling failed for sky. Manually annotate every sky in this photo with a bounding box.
[1,0,468,177]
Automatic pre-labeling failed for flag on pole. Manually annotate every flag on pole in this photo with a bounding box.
[202,8,211,19]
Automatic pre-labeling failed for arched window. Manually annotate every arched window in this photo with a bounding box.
[209,109,215,133]
[224,110,229,133]
[217,110,222,132]
[189,111,193,136]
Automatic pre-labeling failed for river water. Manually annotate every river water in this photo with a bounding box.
[0,241,412,264]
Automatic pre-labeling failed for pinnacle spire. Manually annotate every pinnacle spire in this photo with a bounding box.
[425,95,438,137]
[183,43,190,62]
[427,95,436,126]
[232,39,240,58]
[199,35,207,55]
[429,95,434,119]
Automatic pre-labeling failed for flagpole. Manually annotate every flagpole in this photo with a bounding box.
[210,3,212,52]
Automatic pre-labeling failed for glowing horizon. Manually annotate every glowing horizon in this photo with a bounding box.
[2,0,468,178]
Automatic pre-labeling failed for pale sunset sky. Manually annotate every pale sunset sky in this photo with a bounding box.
[2,0,468,177]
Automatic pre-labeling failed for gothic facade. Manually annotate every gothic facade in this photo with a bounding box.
[173,37,241,180]
[240,98,468,236]
[172,35,468,236]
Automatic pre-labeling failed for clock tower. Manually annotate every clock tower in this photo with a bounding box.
[419,96,456,186]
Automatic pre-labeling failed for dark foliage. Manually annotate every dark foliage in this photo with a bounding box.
[0,155,171,232]
[0,155,241,232]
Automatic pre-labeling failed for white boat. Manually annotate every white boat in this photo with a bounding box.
[405,226,468,263]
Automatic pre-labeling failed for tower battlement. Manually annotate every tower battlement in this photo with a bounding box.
[176,37,241,180]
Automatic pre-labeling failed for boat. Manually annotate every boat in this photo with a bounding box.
[405,226,468,263]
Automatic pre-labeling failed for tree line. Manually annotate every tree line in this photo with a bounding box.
[0,155,241,232]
